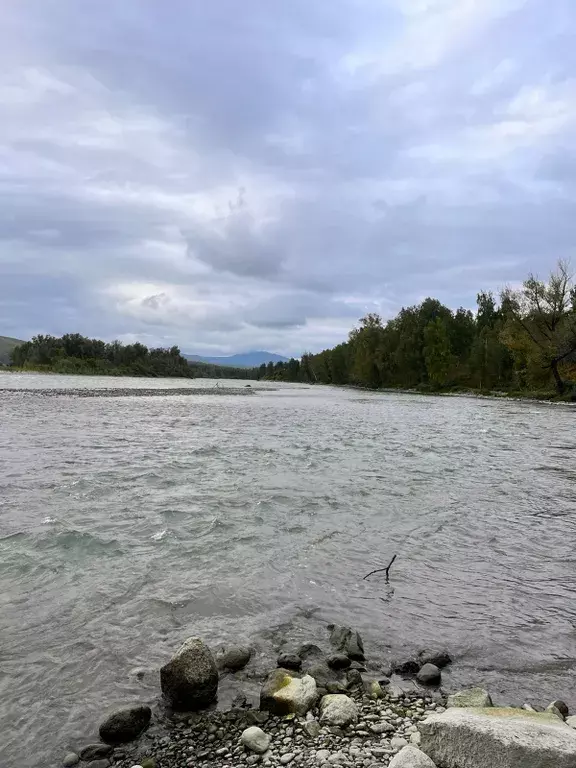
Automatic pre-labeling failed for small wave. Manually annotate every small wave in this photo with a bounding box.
[151,529,168,541]
[42,516,56,525]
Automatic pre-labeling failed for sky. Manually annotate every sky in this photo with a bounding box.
[0,0,575,356]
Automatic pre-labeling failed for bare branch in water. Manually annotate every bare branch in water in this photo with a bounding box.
[363,554,397,582]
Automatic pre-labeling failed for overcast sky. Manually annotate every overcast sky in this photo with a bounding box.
[1,1,575,356]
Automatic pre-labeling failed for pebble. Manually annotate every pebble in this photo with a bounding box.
[391,737,409,751]
[62,754,79,767]
[280,753,295,764]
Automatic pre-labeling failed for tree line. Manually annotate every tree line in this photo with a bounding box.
[10,333,259,379]
[262,261,576,398]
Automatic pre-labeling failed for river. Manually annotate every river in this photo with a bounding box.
[1,372,576,767]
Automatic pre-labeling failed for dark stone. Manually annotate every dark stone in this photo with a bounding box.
[244,710,270,725]
[277,653,302,671]
[392,659,420,675]
[346,668,363,689]
[307,663,337,688]
[418,649,452,669]
[79,744,114,762]
[549,700,570,718]
[317,687,328,698]
[99,705,152,745]
[297,643,325,662]
[378,676,391,687]
[328,625,365,661]
[160,637,219,710]
[217,646,252,672]
[327,654,351,670]
[416,663,441,685]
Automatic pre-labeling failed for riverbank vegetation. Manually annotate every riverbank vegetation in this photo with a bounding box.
[9,334,259,379]
[263,261,576,400]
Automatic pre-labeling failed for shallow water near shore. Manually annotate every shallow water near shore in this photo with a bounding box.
[1,372,576,768]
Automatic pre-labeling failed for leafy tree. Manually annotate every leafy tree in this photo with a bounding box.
[501,260,576,394]
[423,317,454,387]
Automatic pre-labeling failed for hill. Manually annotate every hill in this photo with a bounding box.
[0,335,25,365]
[184,351,290,368]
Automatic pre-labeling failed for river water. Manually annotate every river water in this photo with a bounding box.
[1,373,576,767]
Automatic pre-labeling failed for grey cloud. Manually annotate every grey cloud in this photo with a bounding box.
[0,0,575,355]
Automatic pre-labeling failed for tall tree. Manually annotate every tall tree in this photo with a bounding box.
[501,260,576,394]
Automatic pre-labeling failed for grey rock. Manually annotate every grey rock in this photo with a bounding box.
[417,649,452,669]
[260,669,317,716]
[346,669,363,689]
[241,726,271,754]
[328,625,365,661]
[410,731,422,745]
[160,637,219,710]
[389,745,437,768]
[79,744,114,761]
[548,700,569,718]
[83,761,110,768]
[280,753,295,764]
[567,715,576,730]
[547,704,565,720]
[308,663,338,688]
[327,654,351,670]
[99,704,152,744]
[416,664,441,685]
[315,749,331,764]
[369,721,394,734]
[217,646,252,672]
[303,719,322,738]
[245,710,270,725]
[277,654,302,671]
[447,687,493,708]
[320,694,359,727]
[391,737,409,751]
[298,643,325,662]
[62,753,79,767]
[421,707,576,768]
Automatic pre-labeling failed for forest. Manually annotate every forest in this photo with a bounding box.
[262,262,576,399]
[9,334,258,379]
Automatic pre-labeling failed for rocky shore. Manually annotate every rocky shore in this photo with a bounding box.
[0,386,256,398]
[60,626,576,768]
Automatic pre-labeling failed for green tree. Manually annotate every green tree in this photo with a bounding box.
[501,260,576,394]
[423,317,454,387]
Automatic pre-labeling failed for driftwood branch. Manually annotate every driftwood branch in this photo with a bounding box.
[363,554,397,582]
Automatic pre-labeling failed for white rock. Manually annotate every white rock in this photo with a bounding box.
[241,726,271,754]
[389,745,437,768]
[319,694,359,727]
[410,731,422,745]
[447,687,493,708]
[420,707,576,768]
[315,749,330,764]
[391,737,409,751]
[566,716,576,730]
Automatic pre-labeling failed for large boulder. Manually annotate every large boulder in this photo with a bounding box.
[389,745,437,767]
[216,646,252,672]
[160,638,218,710]
[319,694,358,726]
[99,705,151,744]
[447,687,493,708]
[420,707,576,768]
[328,625,365,661]
[260,669,317,715]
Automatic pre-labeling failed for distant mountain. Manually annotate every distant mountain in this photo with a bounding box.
[0,335,25,365]
[184,351,290,368]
